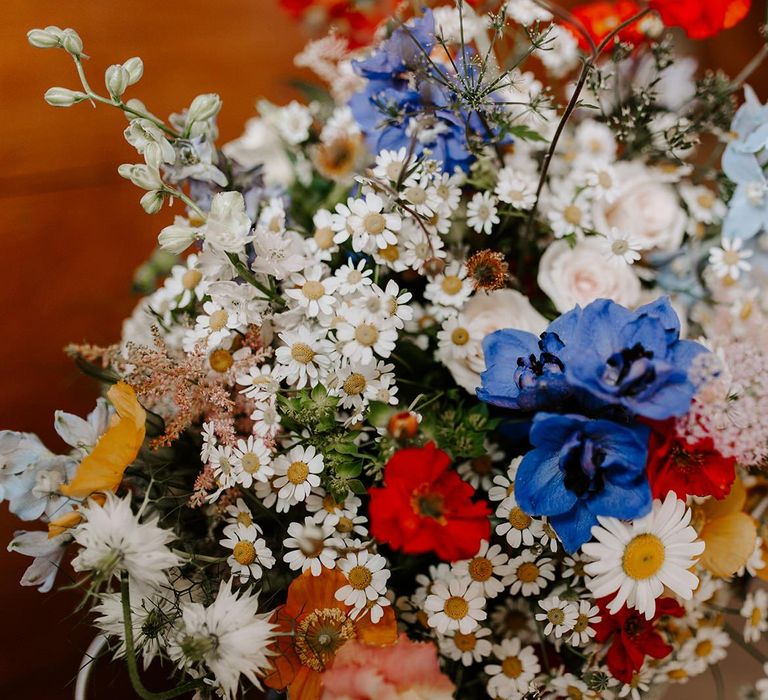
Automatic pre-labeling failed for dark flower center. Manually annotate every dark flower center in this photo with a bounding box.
[561,434,607,498]
[514,332,565,390]
[411,485,446,522]
[603,343,656,397]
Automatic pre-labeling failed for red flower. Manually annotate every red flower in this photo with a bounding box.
[368,442,490,562]
[645,419,736,500]
[594,598,684,684]
[648,0,751,39]
[569,1,649,50]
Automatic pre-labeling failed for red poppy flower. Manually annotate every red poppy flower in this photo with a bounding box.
[645,419,736,500]
[368,442,491,562]
[593,597,684,684]
[569,0,649,50]
[648,0,751,39]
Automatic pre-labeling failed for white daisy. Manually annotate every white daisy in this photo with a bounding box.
[373,147,415,184]
[466,191,500,235]
[71,493,180,591]
[433,170,463,214]
[680,625,730,666]
[274,327,335,389]
[285,264,339,318]
[424,261,472,311]
[488,457,521,503]
[335,193,402,252]
[681,183,726,224]
[335,307,398,364]
[306,488,361,527]
[282,517,340,576]
[495,494,541,548]
[362,279,413,329]
[436,313,484,364]
[562,552,589,584]
[335,550,390,612]
[424,576,487,634]
[307,208,339,261]
[583,493,705,620]
[168,580,274,699]
[223,498,258,533]
[708,237,753,280]
[209,444,239,491]
[452,540,512,598]
[335,258,373,296]
[400,175,441,217]
[505,550,556,596]
[220,524,275,582]
[597,228,644,266]
[568,599,601,646]
[742,589,768,643]
[547,189,593,239]
[485,638,541,699]
[233,436,273,488]
[535,595,578,638]
[489,598,537,642]
[250,400,282,438]
[536,518,560,553]
[236,365,280,401]
[438,626,493,666]
[457,441,505,491]
[495,167,537,210]
[190,300,240,350]
[273,444,324,502]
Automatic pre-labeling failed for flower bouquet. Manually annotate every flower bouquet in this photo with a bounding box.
[6,1,768,698]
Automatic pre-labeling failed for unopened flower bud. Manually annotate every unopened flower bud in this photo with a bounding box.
[140,190,165,214]
[27,27,62,48]
[158,221,198,253]
[60,28,83,56]
[44,87,87,107]
[118,163,163,190]
[387,411,421,441]
[186,93,222,124]
[105,64,130,100]
[122,57,144,86]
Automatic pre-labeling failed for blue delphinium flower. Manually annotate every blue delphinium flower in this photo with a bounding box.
[515,413,651,552]
[722,86,768,239]
[478,306,580,411]
[561,297,706,420]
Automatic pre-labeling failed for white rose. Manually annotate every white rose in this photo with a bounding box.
[538,238,641,312]
[202,192,252,254]
[592,162,686,251]
[441,289,548,393]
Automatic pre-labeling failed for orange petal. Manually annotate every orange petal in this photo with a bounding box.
[355,604,398,647]
[287,667,322,700]
[285,568,347,617]
[47,510,83,539]
[724,0,751,28]
[700,475,746,521]
[60,382,146,499]
[699,512,757,577]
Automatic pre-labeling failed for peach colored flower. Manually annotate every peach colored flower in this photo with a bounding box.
[320,633,455,700]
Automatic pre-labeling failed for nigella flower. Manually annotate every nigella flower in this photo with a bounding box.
[561,297,707,420]
[515,413,651,552]
[478,307,580,411]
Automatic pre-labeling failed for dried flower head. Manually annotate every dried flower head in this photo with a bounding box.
[465,250,509,291]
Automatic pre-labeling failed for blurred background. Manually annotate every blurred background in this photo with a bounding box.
[1,1,767,697]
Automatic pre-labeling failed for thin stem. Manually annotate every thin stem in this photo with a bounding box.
[120,572,202,700]
[224,252,284,306]
[731,43,768,91]
[725,622,768,665]
[163,185,206,221]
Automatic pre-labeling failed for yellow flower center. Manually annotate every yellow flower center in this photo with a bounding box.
[379,244,400,262]
[182,269,202,290]
[502,656,523,678]
[355,324,379,347]
[622,533,666,580]
[547,608,565,625]
[291,343,315,364]
[695,640,713,657]
[343,373,367,395]
[451,327,470,346]
[441,275,463,295]
[336,516,354,534]
[563,204,583,225]
[364,212,386,235]
[567,687,584,700]
[287,460,310,484]
[314,226,334,249]
[508,507,532,530]
[233,540,256,566]
[347,565,373,590]
[516,562,540,583]
[241,452,261,474]
[405,186,427,205]
[751,607,763,627]
[468,557,493,582]
[444,596,469,620]
[208,309,229,331]
[722,250,741,266]
[295,608,356,672]
[302,280,326,300]
[453,631,477,652]
[322,494,340,513]
[697,192,715,209]
[573,614,589,633]
[236,511,253,527]
[667,668,688,681]
[209,349,233,373]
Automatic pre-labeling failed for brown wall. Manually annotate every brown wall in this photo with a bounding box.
[0,1,766,697]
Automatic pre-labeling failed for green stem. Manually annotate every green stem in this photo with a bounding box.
[164,186,206,221]
[225,253,284,306]
[120,572,202,700]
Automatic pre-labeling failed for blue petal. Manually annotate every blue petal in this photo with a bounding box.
[515,447,576,516]
[550,505,598,553]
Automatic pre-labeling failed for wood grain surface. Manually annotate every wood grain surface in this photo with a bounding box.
[0,1,766,697]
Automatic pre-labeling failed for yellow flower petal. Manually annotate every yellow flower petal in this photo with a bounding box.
[699,511,757,578]
[59,382,146,499]
[47,510,83,539]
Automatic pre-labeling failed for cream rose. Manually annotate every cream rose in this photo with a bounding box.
[592,162,686,251]
[441,289,548,393]
[538,238,641,312]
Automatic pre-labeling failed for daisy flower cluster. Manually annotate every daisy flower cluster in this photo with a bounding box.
[5,2,768,699]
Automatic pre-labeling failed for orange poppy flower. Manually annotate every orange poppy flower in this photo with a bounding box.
[264,567,397,699]
[691,476,757,578]
[49,382,146,537]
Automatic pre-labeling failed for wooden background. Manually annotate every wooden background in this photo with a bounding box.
[0,1,766,697]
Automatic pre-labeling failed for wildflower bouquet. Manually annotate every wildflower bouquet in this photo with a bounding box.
[6,1,768,698]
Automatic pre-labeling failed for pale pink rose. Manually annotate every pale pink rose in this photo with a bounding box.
[320,633,455,700]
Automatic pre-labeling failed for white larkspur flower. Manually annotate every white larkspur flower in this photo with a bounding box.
[424,575,487,634]
[168,580,274,699]
[273,444,324,502]
[466,191,500,235]
[335,550,390,612]
[535,595,578,638]
[283,517,340,575]
[583,493,705,620]
[708,237,753,280]
[485,638,541,699]
[71,493,181,590]
[220,524,275,582]
[201,191,252,254]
